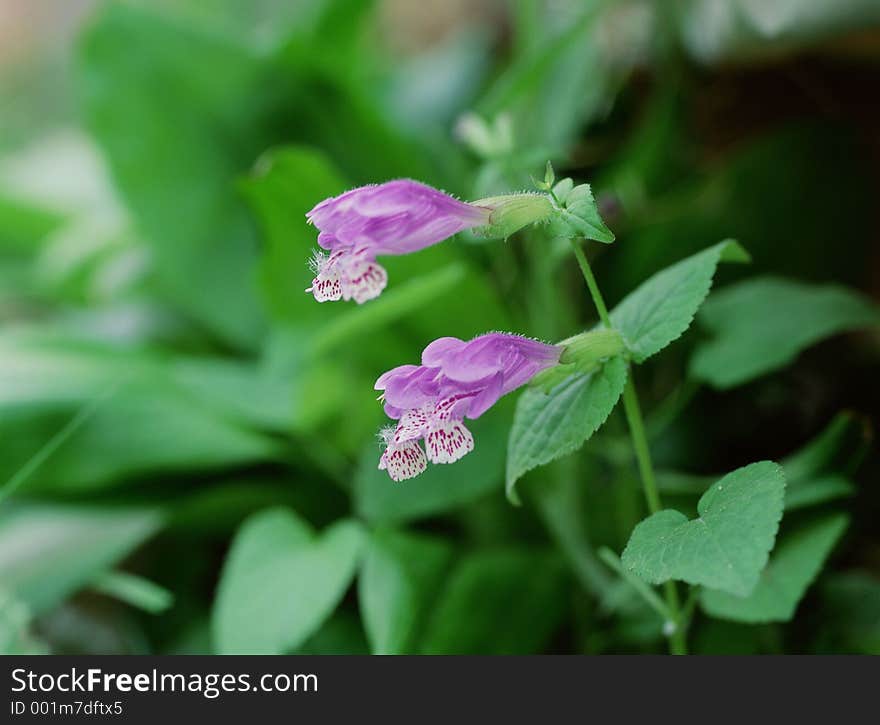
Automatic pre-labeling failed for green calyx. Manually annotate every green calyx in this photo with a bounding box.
[471,193,554,239]
[530,329,626,392]
[559,328,625,365]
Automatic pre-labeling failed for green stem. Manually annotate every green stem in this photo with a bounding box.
[620,378,662,514]
[568,239,611,327]
[570,239,687,655]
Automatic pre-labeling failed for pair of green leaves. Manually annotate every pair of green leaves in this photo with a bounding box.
[507,239,748,499]
[212,507,567,655]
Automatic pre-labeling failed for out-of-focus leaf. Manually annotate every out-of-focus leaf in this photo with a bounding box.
[701,514,848,623]
[622,462,785,596]
[610,240,749,362]
[690,277,880,389]
[354,403,510,524]
[0,193,63,253]
[0,333,282,491]
[0,591,48,654]
[358,529,453,654]
[0,504,161,613]
[506,357,627,502]
[784,476,854,511]
[213,508,365,654]
[167,356,294,432]
[781,413,868,482]
[0,193,65,300]
[91,571,174,615]
[296,611,369,655]
[420,548,567,654]
[78,4,270,347]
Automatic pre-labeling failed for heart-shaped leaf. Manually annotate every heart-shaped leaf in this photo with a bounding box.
[212,507,365,654]
[622,461,786,596]
[700,513,848,623]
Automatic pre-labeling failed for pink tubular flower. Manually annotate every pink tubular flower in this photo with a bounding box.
[375,333,562,481]
[305,179,492,304]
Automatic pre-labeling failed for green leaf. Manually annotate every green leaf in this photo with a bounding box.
[0,504,162,613]
[0,591,46,655]
[358,529,453,655]
[213,508,365,654]
[622,461,785,596]
[78,4,270,347]
[354,403,509,524]
[419,549,567,654]
[784,475,854,511]
[690,277,880,389]
[0,334,282,492]
[240,146,348,325]
[700,514,848,623]
[610,240,749,362]
[91,571,174,615]
[781,412,867,482]
[506,356,627,502]
[547,183,615,243]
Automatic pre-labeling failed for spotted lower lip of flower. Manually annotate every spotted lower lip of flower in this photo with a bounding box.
[377,427,427,482]
[374,333,561,480]
[305,249,388,304]
[305,179,492,304]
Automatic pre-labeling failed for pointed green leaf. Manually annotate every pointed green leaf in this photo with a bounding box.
[213,508,365,654]
[79,4,269,347]
[622,461,785,596]
[506,356,627,502]
[610,240,749,362]
[358,529,453,655]
[700,514,848,623]
[690,277,880,389]
[0,504,162,613]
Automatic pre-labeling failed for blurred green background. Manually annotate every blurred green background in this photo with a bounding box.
[1,0,879,655]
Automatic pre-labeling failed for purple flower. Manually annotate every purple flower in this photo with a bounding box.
[375,333,561,481]
[306,180,491,304]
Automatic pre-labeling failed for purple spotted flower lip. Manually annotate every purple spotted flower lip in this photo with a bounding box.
[375,333,562,481]
[305,179,491,304]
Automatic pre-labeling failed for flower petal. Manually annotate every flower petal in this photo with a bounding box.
[425,419,474,464]
[379,439,428,481]
[340,257,388,304]
[394,408,429,443]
